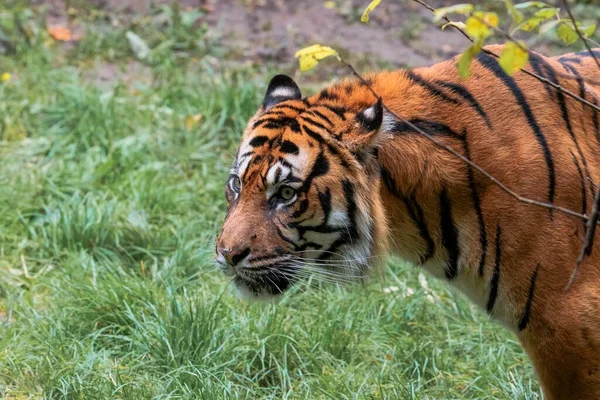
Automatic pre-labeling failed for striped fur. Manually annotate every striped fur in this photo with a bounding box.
[216,45,600,399]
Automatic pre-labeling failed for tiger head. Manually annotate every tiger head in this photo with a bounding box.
[215,75,389,300]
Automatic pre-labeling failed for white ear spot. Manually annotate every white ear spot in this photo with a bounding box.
[362,105,377,119]
[270,87,296,98]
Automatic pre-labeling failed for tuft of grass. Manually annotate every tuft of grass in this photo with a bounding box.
[0,4,540,400]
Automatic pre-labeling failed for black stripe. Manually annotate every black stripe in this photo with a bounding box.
[254,116,298,130]
[273,167,282,184]
[561,63,585,98]
[575,49,600,58]
[406,71,459,105]
[478,52,556,210]
[558,56,582,64]
[270,104,305,113]
[319,89,339,101]
[308,109,334,127]
[594,97,600,145]
[278,158,296,171]
[405,194,435,263]
[518,264,539,331]
[320,104,347,120]
[561,63,599,194]
[318,188,332,225]
[288,119,301,133]
[291,198,310,218]
[462,135,488,277]
[439,188,459,279]
[530,54,593,206]
[302,125,351,168]
[390,119,462,139]
[572,151,587,220]
[304,151,329,189]
[316,181,359,261]
[380,167,435,263]
[275,225,298,248]
[301,115,330,132]
[279,140,299,155]
[486,225,502,313]
[528,53,556,100]
[342,180,359,241]
[249,135,269,147]
[434,80,492,129]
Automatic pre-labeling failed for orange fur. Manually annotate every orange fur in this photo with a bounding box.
[216,45,600,398]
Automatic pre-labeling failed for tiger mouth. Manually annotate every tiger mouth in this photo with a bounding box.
[233,264,296,297]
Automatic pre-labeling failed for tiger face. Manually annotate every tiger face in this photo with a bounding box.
[215,75,388,299]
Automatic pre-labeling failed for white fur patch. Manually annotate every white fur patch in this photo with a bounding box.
[382,111,398,133]
[270,87,296,98]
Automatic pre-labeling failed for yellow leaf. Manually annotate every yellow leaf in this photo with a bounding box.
[441,21,466,31]
[185,114,202,130]
[520,16,544,31]
[324,1,335,9]
[465,12,498,40]
[294,44,339,72]
[360,0,382,24]
[1,72,10,82]
[433,4,473,22]
[499,41,529,75]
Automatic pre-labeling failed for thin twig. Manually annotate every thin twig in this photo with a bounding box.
[336,57,591,223]
[560,0,600,290]
[561,0,600,72]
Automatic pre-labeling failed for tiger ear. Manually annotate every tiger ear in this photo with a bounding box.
[356,98,383,132]
[263,75,302,110]
[346,98,384,153]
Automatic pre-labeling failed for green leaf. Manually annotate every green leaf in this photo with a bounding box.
[514,1,549,10]
[534,7,557,19]
[504,0,524,24]
[433,3,473,22]
[579,24,596,38]
[360,0,382,24]
[458,39,484,79]
[499,41,529,75]
[557,22,578,45]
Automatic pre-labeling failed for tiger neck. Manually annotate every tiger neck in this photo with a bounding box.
[365,71,493,311]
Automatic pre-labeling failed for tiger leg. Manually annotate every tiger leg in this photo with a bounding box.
[520,283,600,399]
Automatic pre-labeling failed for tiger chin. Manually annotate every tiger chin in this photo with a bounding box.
[216,44,600,399]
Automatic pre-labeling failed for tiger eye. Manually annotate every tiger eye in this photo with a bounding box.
[280,186,296,201]
[231,176,241,192]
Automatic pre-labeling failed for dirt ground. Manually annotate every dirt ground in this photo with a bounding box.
[42,0,481,69]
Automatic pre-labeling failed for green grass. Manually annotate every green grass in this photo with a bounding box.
[0,4,540,399]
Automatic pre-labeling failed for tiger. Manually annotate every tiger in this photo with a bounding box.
[215,44,600,399]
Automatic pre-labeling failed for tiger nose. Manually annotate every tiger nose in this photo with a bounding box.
[218,246,251,267]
